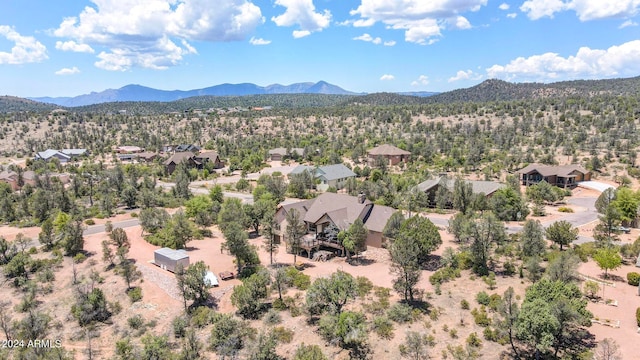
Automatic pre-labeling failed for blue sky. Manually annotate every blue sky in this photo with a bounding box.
[1,0,640,97]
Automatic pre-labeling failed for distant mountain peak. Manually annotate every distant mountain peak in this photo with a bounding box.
[29,81,356,106]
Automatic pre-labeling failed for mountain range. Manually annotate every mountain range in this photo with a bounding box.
[30,81,361,107]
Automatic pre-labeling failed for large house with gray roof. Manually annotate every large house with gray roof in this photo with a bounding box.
[290,164,356,192]
[273,193,397,255]
[417,176,506,208]
[518,164,591,188]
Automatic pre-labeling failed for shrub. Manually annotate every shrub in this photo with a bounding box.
[272,326,294,343]
[476,291,490,306]
[263,309,282,325]
[636,307,640,327]
[85,219,96,225]
[558,206,574,213]
[127,287,142,303]
[127,315,144,330]
[573,243,597,262]
[449,328,458,338]
[73,253,87,263]
[460,299,470,310]
[292,272,311,290]
[471,306,491,327]
[190,306,215,328]
[172,316,188,338]
[387,303,413,323]
[429,267,461,285]
[503,262,516,276]
[483,327,499,342]
[356,276,374,298]
[488,294,502,311]
[627,272,640,286]
[130,212,138,218]
[372,316,394,339]
[457,250,474,270]
[28,247,38,254]
[466,332,482,348]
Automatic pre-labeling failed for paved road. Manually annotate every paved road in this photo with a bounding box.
[423,195,600,245]
[84,218,140,235]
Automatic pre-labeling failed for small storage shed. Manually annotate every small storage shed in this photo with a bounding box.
[154,247,189,272]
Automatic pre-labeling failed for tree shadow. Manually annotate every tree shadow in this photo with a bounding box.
[422,254,442,271]
[184,246,200,251]
[347,258,375,266]
[599,273,624,283]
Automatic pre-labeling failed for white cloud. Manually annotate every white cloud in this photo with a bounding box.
[411,75,429,86]
[55,40,94,53]
[249,37,271,45]
[620,19,639,28]
[486,40,640,81]
[293,30,311,38]
[520,0,566,19]
[384,41,396,46]
[350,0,487,45]
[520,0,640,21]
[272,0,331,38]
[380,74,395,81]
[52,0,263,71]
[507,13,518,18]
[448,70,482,82]
[0,26,47,65]
[499,3,510,10]
[55,66,80,75]
[353,33,382,44]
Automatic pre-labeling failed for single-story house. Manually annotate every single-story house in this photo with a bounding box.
[61,149,89,158]
[268,147,305,161]
[154,248,189,272]
[195,151,224,169]
[0,170,20,191]
[289,164,356,192]
[367,144,411,166]
[35,149,71,163]
[273,192,397,253]
[315,164,356,192]
[164,152,199,175]
[116,145,144,154]
[518,164,591,188]
[417,176,506,208]
[268,148,287,161]
[137,152,160,163]
[175,144,200,153]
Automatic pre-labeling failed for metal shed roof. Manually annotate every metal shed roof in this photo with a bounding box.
[155,247,189,261]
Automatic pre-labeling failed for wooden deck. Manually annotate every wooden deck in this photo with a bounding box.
[298,234,344,258]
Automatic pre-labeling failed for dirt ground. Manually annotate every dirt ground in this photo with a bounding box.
[1,196,636,359]
[578,260,640,359]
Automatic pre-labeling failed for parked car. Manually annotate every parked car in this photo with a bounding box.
[614,226,631,234]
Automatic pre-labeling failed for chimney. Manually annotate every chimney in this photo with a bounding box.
[358,192,366,204]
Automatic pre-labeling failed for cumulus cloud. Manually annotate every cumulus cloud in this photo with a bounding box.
[411,75,429,86]
[55,66,80,75]
[353,33,399,46]
[521,0,640,21]
[272,0,331,38]
[350,0,487,45]
[55,40,94,53]
[0,26,47,64]
[499,3,510,10]
[486,40,640,81]
[448,70,482,82]
[507,13,518,18]
[52,0,263,71]
[380,74,395,81]
[250,37,271,45]
[619,19,638,28]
